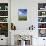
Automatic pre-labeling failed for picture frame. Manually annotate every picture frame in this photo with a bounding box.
[18,9,27,21]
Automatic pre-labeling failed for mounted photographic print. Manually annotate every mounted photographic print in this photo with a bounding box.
[18,9,27,21]
[0,23,8,37]
[38,29,46,37]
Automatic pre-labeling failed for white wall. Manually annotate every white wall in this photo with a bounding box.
[11,0,46,30]
[11,0,38,30]
[11,0,38,45]
[11,0,46,46]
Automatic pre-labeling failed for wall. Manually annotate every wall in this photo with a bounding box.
[11,0,38,30]
[11,0,46,46]
[11,0,46,30]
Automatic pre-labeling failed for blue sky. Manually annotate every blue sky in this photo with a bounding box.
[18,9,27,16]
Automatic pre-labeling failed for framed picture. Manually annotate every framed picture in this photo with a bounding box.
[0,23,8,37]
[18,9,27,21]
[38,29,46,37]
[38,3,46,10]
[0,17,8,22]
[38,23,46,28]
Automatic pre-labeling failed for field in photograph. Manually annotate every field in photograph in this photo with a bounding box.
[18,16,27,20]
